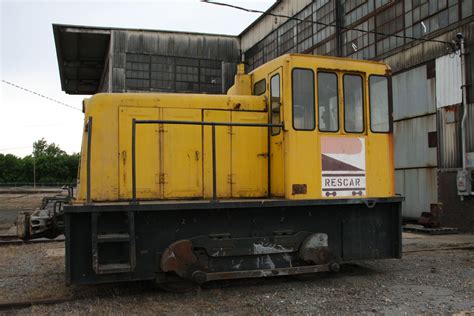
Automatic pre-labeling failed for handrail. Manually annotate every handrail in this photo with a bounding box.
[86,117,92,204]
[131,119,284,203]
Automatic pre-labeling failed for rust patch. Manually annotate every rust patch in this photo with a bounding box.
[292,184,307,195]
[160,240,197,278]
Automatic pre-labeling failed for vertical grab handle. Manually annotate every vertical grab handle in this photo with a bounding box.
[86,117,93,204]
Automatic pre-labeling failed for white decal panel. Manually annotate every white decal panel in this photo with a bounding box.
[321,137,366,197]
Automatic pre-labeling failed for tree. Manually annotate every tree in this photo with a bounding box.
[0,154,24,182]
[0,139,80,185]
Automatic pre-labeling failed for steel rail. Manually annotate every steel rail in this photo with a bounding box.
[0,235,64,247]
[0,297,75,311]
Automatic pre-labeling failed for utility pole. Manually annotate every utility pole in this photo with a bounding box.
[455,33,472,198]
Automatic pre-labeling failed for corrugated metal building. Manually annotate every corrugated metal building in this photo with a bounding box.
[53,25,240,95]
[53,0,474,230]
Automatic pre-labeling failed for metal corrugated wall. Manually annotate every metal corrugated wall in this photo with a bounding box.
[392,64,436,120]
[435,52,467,169]
[392,65,438,219]
[395,168,438,218]
[110,30,240,94]
[437,105,463,168]
[394,115,437,169]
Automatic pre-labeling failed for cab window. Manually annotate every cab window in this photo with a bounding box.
[318,72,339,132]
[292,68,315,130]
[254,79,266,96]
[270,74,281,135]
[369,76,390,132]
[343,74,364,133]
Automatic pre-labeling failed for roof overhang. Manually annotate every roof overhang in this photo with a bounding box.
[53,24,111,95]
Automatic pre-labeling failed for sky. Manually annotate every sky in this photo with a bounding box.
[0,0,275,157]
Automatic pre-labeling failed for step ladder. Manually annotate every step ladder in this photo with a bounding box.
[91,211,136,274]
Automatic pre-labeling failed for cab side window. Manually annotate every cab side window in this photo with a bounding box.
[369,76,390,132]
[270,74,281,135]
[343,74,364,133]
[292,68,315,130]
[318,72,339,132]
[254,79,266,96]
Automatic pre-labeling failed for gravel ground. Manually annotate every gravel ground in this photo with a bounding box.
[0,236,472,315]
[0,194,473,315]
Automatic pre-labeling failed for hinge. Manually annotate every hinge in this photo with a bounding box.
[228,126,235,135]
[158,125,167,133]
[159,173,167,184]
[227,174,235,184]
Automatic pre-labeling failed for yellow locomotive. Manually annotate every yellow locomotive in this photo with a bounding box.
[63,54,401,289]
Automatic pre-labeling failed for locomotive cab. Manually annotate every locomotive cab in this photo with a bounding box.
[247,54,394,200]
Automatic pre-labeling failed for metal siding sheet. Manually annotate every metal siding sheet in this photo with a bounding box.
[392,65,436,120]
[438,105,463,168]
[436,54,462,108]
[222,62,237,93]
[109,30,239,94]
[142,32,159,54]
[112,52,125,68]
[394,114,437,169]
[112,68,125,92]
[113,30,127,53]
[395,168,438,219]
[118,30,240,61]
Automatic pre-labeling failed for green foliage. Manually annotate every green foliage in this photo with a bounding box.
[0,138,79,185]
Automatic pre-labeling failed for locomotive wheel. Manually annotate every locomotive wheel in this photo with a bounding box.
[155,279,198,293]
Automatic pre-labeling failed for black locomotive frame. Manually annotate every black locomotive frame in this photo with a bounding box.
[64,197,402,285]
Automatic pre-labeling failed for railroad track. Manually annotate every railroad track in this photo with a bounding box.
[0,297,75,311]
[0,235,64,246]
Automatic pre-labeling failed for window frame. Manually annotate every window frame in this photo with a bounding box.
[317,70,340,133]
[270,73,282,136]
[342,73,366,134]
[368,74,392,134]
[292,68,316,131]
[253,78,266,96]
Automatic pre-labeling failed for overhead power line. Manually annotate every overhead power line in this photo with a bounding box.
[202,0,454,48]
[1,79,82,113]
[0,146,32,152]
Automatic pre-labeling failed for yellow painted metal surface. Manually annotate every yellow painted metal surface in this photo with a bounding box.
[162,108,202,198]
[75,54,395,203]
[119,107,160,199]
[231,111,268,197]
[268,67,285,197]
[203,110,232,198]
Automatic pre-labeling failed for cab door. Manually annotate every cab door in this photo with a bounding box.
[162,108,202,198]
[268,68,285,196]
[231,111,268,197]
[119,107,160,200]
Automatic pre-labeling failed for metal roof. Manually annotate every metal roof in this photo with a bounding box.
[53,24,111,95]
